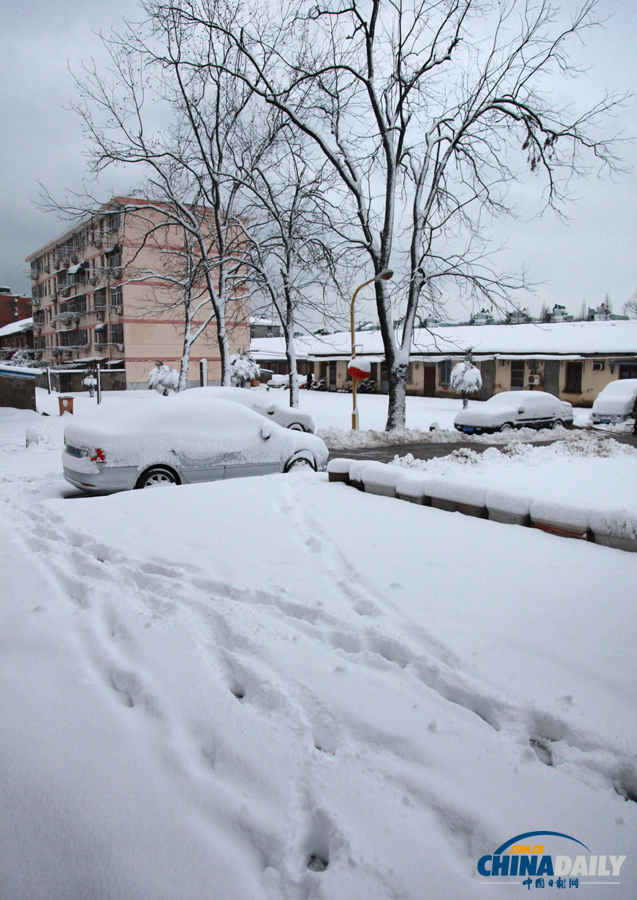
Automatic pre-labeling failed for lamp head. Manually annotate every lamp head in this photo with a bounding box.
[379,269,394,281]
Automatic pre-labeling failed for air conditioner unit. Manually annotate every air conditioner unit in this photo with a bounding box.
[71,254,79,264]
[62,258,70,268]
[116,343,124,352]
[528,375,540,385]
[51,291,58,301]
[89,276,98,286]
[115,305,123,315]
[34,325,41,335]
[61,287,70,298]
[96,310,105,320]
[32,298,40,307]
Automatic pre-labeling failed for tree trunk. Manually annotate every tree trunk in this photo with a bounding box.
[386,362,408,431]
[178,314,193,392]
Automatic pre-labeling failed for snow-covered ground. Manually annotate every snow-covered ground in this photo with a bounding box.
[1,396,636,899]
[250,384,601,448]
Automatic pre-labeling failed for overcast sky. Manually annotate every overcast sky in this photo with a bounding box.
[1,0,635,322]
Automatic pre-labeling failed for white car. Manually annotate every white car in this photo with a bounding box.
[591,379,637,424]
[62,394,328,493]
[189,386,314,432]
[454,391,573,434]
[267,374,290,389]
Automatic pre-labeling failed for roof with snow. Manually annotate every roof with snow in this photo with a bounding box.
[252,320,637,362]
[0,317,33,338]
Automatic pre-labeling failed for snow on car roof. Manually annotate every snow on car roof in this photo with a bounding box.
[596,378,637,398]
[485,391,556,405]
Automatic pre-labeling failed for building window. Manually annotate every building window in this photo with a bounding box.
[108,211,121,233]
[565,361,583,393]
[407,363,414,385]
[510,360,525,389]
[110,324,124,344]
[592,361,604,371]
[94,288,106,309]
[110,286,122,307]
[439,360,452,385]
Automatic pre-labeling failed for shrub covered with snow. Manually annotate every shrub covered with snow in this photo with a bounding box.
[450,359,482,407]
[148,362,179,396]
[6,349,41,368]
[230,353,260,388]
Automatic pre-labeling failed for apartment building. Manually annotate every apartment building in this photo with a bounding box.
[26,198,249,388]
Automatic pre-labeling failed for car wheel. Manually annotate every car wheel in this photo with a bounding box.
[136,466,180,488]
[288,423,305,431]
[499,422,514,432]
[552,419,563,429]
[285,457,315,472]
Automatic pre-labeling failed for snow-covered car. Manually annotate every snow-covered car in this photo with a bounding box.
[62,395,328,493]
[591,379,637,424]
[266,374,290,389]
[188,386,314,432]
[454,391,573,434]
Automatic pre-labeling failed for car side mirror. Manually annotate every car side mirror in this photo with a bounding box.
[260,422,272,440]
[518,408,525,414]
[267,405,276,415]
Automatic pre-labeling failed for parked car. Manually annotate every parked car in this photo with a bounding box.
[189,386,314,432]
[62,395,328,493]
[454,391,573,434]
[267,374,290,389]
[591,379,637,424]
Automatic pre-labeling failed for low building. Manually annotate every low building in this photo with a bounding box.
[26,198,249,389]
[252,320,637,406]
[0,317,34,357]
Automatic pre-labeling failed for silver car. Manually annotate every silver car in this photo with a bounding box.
[189,386,314,432]
[62,394,328,493]
[454,391,573,434]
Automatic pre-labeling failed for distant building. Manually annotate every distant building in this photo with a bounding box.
[252,320,637,406]
[26,198,249,388]
[0,286,31,329]
[250,318,281,339]
[587,303,628,322]
[470,309,496,326]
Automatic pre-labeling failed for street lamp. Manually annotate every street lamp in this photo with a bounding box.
[350,268,393,430]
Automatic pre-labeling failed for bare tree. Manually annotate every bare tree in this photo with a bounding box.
[234,126,342,407]
[43,15,255,385]
[125,221,217,391]
[623,292,637,319]
[173,0,625,428]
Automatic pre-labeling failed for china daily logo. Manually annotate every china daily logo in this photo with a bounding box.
[478,832,626,889]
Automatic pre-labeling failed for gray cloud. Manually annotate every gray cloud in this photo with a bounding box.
[1,0,635,320]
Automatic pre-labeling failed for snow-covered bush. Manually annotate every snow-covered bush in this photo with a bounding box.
[7,349,41,368]
[230,353,260,388]
[148,362,179,396]
[83,374,97,397]
[450,360,482,408]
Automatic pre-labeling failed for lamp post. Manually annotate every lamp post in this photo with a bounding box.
[350,269,393,430]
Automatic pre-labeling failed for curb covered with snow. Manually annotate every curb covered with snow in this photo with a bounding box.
[327,437,637,551]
